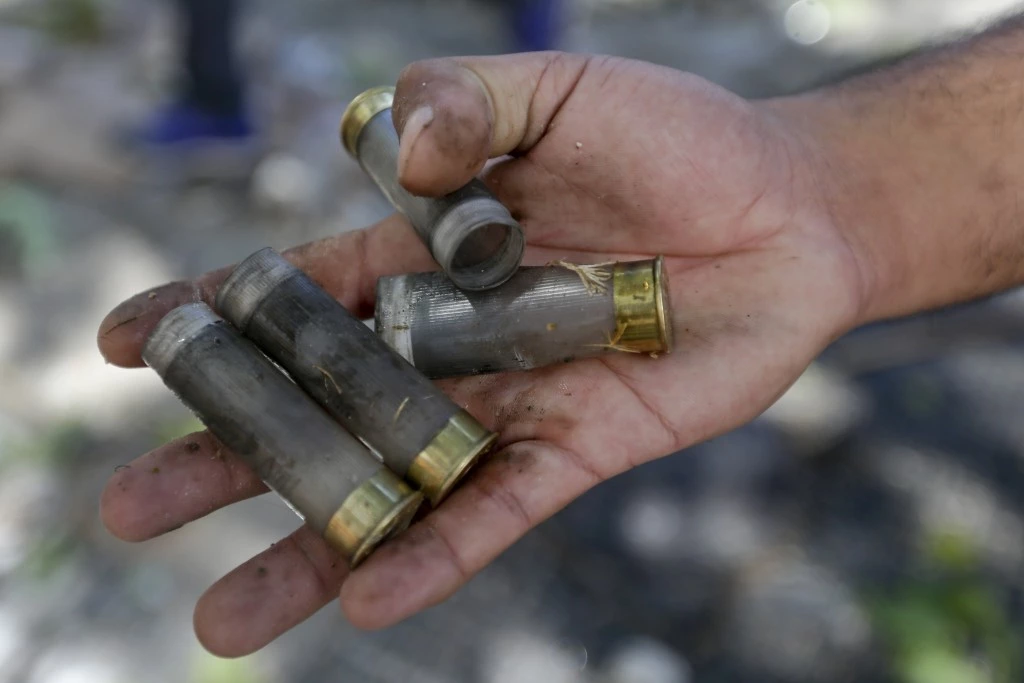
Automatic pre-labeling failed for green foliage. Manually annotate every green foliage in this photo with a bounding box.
[0,182,56,280]
[29,0,106,44]
[151,413,206,449]
[900,649,989,683]
[926,531,980,574]
[4,419,91,471]
[17,531,77,581]
[866,531,1021,683]
[190,650,268,683]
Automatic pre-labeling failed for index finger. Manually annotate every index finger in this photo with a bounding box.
[97,215,432,368]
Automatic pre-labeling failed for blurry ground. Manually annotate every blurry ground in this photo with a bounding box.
[1,0,1024,681]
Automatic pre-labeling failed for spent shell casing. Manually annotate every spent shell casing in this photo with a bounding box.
[142,302,423,567]
[340,85,525,291]
[375,257,673,379]
[215,247,498,506]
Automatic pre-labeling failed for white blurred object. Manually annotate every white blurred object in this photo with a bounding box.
[620,491,775,570]
[803,0,1024,56]
[251,152,317,215]
[694,497,764,566]
[784,0,831,45]
[619,494,683,560]
[604,637,692,683]
[251,95,347,224]
[759,362,870,455]
[941,0,1024,30]
[484,630,589,683]
[29,640,131,683]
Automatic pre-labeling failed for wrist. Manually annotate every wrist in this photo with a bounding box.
[758,91,896,330]
[767,23,1024,327]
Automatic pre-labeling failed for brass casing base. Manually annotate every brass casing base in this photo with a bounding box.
[408,412,498,506]
[340,86,396,157]
[612,256,673,354]
[324,469,424,568]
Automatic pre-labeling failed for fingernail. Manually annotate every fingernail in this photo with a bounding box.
[397,106,434,183]
[97,280,195,367]
[98,282,180,336]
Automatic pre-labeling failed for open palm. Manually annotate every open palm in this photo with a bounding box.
[98,52,865,656]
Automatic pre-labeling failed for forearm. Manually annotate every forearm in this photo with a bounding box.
[777,15,1024,324]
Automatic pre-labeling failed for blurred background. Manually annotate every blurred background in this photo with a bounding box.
[2,0,1024,681]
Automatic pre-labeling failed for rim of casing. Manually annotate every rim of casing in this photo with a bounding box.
[340,86,396,157]
[430,197,526,291]
[653,255,674,353]
[142,302,225,375]
[611,256,674,354]
[407,411,498,506]
[324,469,425,568]
[216,247,300,332]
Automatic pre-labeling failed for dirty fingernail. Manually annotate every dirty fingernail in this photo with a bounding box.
[97,281,197,367]
[397,106,434,183]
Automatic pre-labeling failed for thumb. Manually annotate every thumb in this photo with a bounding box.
[392,52,590,196]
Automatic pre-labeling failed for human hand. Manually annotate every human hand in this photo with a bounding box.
[97,52,867,656]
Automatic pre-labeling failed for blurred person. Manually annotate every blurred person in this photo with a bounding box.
[95,12,1024,658]
[135,0,255,148]
[508,0,567,52]
[133,0,565,150]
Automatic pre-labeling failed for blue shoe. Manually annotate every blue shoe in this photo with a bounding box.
[136,103,255,147]
[510,0,564,52]
[123,103,263,183]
